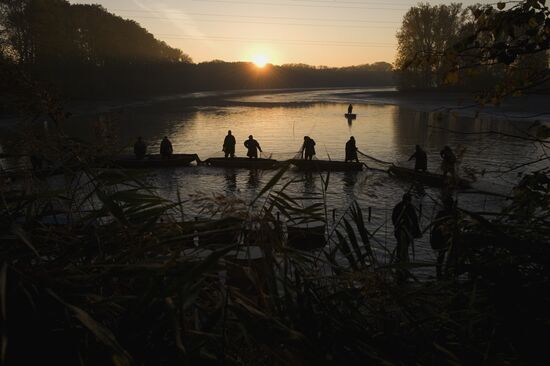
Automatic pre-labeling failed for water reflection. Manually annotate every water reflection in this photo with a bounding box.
[342,171,357,191]
[4,91,542,278]
[224,169,237,192]
[247,169,259,189]
[303,171,316,193]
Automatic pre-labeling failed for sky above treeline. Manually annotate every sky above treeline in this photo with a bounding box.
[70,0,493,67]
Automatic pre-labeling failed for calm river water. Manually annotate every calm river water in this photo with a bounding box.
[3,88,545,275]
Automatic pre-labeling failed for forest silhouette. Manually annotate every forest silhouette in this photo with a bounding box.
[0,0,393,100]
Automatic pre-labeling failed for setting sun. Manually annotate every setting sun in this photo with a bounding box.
[252,54,268,68]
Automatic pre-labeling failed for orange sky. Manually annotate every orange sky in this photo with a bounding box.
[70,0,493,67]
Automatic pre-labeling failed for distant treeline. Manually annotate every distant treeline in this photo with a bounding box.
[0,0,394,100]
[25,61,394,98]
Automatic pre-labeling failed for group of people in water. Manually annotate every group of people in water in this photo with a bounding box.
[133,136,173,159]
[407,144,457,178]
[133,132,362,162]
[392,191,457,279]
[223,131,263,159]
[133,133,458,178]
[133,132,458,279]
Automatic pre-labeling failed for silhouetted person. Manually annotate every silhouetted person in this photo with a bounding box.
[134,136,147,159]
[223,130,236,158]
[160,136,173,158]
[392,193,421,265]
[430,196,455,279]
[440,146,456,178]
[408,144,427,172]
[345,136,359,163]
[244,135,262,159]
[301,136,316,160]
[347,104,353,114]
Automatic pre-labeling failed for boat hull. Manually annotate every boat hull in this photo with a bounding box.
[113,154,198,168]
[388,166,472,188]
[203,157,279,169]
[289,159,363,171]
[344,113,357,119]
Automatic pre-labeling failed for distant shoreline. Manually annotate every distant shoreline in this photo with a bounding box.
[2,87,549,124]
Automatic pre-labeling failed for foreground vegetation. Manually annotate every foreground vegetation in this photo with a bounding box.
[1,123,549,365]
[1,0,549,363]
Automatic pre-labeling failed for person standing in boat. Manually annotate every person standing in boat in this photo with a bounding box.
[347,104,353,114]
[345,136,359,163]
[244,135,262,159]
[440,146,456,178]
[301,136,316,160]
[134,136,147,159]
[223,130,236,158]
[408,144,427,172]
[160,136,173,158]
[392,193,422,266]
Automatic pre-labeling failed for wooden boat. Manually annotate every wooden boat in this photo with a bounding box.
[344,113,357,119]
[0,165,73,180]
[289,159,363,172]
[113,154,199,168]
[202,157,279,169]
[388,165,472,188]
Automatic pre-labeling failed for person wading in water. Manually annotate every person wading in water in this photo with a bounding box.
[408,144,427,172]
[392,193,422,277]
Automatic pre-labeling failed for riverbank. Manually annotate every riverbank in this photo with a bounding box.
[3,87,548,125]
[336,89,550,122]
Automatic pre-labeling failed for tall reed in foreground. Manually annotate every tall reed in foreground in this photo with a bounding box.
[1,134,549,365]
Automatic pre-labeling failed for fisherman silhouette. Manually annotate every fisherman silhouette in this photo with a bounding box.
[430,196,456,279]
[134,136,147,159]
[392,193,421,265]
[440,146,457,178]
[345,136,359,163]
[348,104,353,114]
[223,130,236,158]
[244,135,262,159]
[160,136,173,158]
[301,136,316,160]
[408,144,427,172]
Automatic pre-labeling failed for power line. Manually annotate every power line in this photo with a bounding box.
[111,9,402,24]
[190,0,409,10]
[287,0,417,6]
[130,15,399,29]
[158,34,397,47]
[158,33,395,45]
